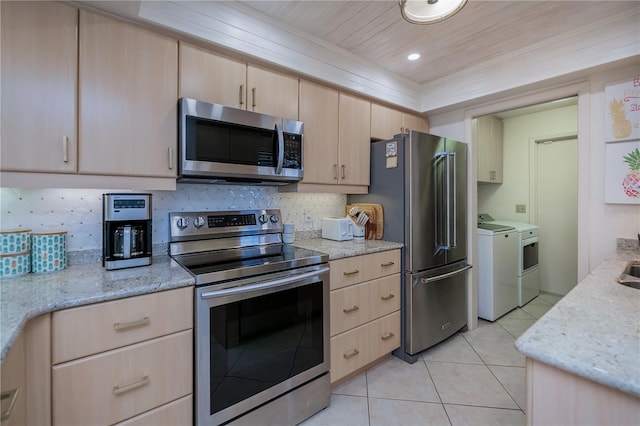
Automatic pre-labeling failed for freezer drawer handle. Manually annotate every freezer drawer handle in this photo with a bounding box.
[420,264,472,284]
[380,261,395,267]
[343,269,360,276]
[343,349,360,359]
[380,294,395,301]
[381,332,395,341]
[343,305,360,314]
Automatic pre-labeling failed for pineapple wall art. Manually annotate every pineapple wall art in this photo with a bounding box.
[605,141,640,204]
[604,78,640,142]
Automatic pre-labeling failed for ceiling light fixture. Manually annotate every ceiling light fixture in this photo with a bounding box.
[408,53,421,61]
[399,0,467,24]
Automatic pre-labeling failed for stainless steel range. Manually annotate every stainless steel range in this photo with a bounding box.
[169,209,330,426]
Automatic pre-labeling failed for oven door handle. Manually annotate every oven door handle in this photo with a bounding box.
[200,266,329,299]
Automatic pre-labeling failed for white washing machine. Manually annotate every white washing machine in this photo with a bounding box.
[478,214,540,306]
[477,223,519,321]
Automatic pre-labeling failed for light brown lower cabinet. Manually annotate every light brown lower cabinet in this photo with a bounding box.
[526,357,640,425]
[116,395,192,426]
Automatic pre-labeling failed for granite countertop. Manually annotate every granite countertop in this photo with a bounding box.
[515,249,640,397]
[293,238,403,260]
[0,255,195,362]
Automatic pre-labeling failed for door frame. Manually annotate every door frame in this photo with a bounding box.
[463,81,590,330]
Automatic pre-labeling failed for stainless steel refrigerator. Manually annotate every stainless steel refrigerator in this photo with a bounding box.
[349,131,470,363]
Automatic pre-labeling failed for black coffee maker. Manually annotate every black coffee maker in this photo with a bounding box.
[102,193,152,270]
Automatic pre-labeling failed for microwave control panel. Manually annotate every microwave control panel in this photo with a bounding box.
[283,133,302,169]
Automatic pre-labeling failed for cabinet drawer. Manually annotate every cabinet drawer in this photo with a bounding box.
[330,274,400,336]
[52,330,192,426]
[116,395,192,426]
[52,287,192,363]
[330,311,401,384]
[330,250,400,290]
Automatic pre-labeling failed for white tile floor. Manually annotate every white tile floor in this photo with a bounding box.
[301,293,563,426]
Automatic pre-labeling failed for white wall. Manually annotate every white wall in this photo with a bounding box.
[0,186,346,253]
[430,62,640,279]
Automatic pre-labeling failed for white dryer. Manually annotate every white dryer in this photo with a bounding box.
[478,214,540,306]
[477,223,518,321]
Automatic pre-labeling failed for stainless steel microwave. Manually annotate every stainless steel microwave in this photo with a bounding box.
[178,98,304,185]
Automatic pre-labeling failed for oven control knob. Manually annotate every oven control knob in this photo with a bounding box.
[269,214,279,224]
[193,216,206,229]
[176,217,189,229]
[258,214,269,224]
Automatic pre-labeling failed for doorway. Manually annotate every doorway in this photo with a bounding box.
[530,135,578,295]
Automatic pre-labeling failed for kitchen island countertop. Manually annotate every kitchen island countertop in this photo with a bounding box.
[515,249,640,396]
[0,255,195,362]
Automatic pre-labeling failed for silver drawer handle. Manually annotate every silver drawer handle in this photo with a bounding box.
[113,375,149,396]
[343,270,359,276]
[343,349,359,359]
[380,261,395,267]
[381,332,395,341]
[343,305,359,314]
[380,294,395,301]
[113,316,150,331]
[0,389,20,421]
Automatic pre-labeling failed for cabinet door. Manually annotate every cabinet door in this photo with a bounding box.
[371,103,403,140]
[247,65,298,119]
[403,113,429,133]
[0,330,26,426]
[79,11,178,177]
[299,80,339,185]
[1,1,77,173]
[476,115,503,183]
[179,42,246,109]
[338,94,371,186]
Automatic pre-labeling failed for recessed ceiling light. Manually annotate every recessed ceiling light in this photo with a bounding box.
[408,53,421,61]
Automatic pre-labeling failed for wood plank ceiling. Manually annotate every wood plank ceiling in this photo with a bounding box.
[233,1,640,85]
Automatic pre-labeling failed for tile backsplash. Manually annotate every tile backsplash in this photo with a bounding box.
[0,186,346,253]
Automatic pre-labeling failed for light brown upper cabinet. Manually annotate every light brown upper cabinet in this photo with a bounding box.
[79,10,178,177]
[1,1,78,174]
[370,103,429,140]
[179,43,298,119]
[298,80,340,185]
[476,115,503,183]
[339,93,371,186]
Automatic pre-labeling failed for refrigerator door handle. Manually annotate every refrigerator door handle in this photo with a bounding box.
[450,151,457,249]
[419,264,472,284]
[434,152,447,252]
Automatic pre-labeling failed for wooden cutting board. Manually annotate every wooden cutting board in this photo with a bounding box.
[345,203,384,240]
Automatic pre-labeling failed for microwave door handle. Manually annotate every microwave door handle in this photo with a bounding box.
[275,123,284,175]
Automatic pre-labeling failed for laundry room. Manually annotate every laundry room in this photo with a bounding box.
[476,97,579,309]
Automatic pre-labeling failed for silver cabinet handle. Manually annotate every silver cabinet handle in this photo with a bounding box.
[168,147,173,170]
[333,164,338,180]
[380,261,395,267]
[0,389,20,421]
[343,349,359,359]
[113,375,149,395]
[239,84,245,106]
[343,269,359,276]
[113,316,150,331]
[381,332,395,341]
[380,294,395,301]
[342,305,359,314]
[341,164,346,180]
[62,136,69,163]
[252,87,256,108]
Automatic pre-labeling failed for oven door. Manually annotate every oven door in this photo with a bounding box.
[195,264,330,425]
[521,236,539,274]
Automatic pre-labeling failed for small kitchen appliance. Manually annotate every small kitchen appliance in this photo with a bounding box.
[321,217,353,241]
[102,193,152,270]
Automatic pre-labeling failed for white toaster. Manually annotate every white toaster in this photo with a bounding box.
[321,217,353,241]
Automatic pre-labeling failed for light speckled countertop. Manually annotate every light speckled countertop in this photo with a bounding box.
[292,238,403,260]
[0,238,402,363]
[515,249,640,397]
[0,256,194,362]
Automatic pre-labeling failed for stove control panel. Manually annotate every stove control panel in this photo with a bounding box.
[169,209,282,241]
